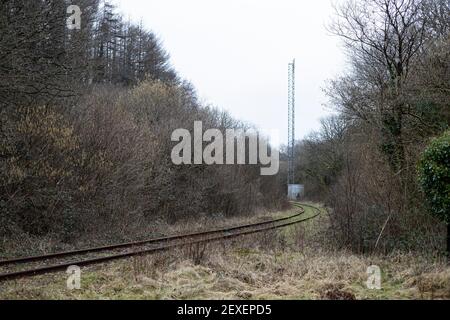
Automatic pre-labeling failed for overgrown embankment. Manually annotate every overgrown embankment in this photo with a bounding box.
[1,204,448,300]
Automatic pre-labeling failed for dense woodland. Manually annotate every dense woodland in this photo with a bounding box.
[295,0,449,254]
[0,0,286,249]
[0,0,448,257]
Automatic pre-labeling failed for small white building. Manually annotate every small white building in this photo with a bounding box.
[288,184,304,200]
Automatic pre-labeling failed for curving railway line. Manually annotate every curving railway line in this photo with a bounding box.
[0,202,321,282]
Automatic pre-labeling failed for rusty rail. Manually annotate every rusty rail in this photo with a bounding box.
[0,203,305,266]
[0,202,321,282]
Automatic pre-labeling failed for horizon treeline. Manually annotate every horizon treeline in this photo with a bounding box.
[1,0,179,108]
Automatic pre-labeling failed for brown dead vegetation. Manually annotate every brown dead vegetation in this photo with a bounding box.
[1,206,449,300]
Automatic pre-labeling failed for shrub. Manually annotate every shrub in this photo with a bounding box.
[418,131,450,224]
[0,106,81,237]
[418,131,450,257]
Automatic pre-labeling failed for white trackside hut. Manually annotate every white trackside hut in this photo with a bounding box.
[288,184,304,200]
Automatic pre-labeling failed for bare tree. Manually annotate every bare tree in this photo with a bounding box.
[328,0,433,176]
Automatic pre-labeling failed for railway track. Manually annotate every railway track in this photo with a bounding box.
[0,202,321,282]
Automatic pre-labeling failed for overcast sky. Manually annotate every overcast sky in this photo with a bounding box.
[114,0,346,144]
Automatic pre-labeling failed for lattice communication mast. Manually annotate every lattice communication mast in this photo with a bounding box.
[287,59,296,185]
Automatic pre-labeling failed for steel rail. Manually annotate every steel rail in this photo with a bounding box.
[0,203,321,282]
[0,203,305,267]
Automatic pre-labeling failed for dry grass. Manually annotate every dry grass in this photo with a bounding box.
[1,245,449,300]
[1,204,449,300]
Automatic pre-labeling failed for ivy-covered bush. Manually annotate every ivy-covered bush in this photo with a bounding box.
[418,131,450,224]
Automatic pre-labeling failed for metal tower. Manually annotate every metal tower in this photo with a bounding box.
[287,59,296,185]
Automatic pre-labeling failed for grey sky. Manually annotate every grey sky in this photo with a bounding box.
[115,0,346,144]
